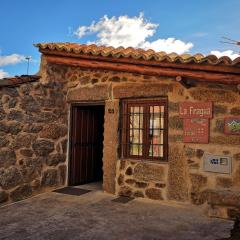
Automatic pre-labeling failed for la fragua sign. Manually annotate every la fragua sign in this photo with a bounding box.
[179,102,213,144]
[179,102,213,119]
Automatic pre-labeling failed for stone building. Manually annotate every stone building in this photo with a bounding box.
[0,42,240,219]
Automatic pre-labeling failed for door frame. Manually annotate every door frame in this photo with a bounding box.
[68,101,105,186]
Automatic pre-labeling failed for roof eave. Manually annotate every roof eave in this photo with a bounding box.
[43,53,240,85]
[39,48,240,75]
[0,75,40,87]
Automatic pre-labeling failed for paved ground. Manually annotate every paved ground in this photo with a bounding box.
[0,183,234,240]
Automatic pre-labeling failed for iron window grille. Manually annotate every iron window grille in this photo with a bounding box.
[120,98,168,161]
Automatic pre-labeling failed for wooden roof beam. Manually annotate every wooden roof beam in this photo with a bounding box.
[39,49,240,75]
[44,54,240,85]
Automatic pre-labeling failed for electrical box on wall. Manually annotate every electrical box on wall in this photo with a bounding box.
[203,154,232,174]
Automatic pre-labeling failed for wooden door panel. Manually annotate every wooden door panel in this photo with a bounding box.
[70,105,104,185]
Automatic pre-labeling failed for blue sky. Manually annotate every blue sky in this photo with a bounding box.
[0,0,239,77]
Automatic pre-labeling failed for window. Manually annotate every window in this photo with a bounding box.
[120,98,168,161]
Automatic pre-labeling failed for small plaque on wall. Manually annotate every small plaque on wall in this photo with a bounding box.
[224,117,240,135]
[183,118,209,143]
[204,154,232,174]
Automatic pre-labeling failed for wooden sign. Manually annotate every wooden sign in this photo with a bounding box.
[224,117,240,135]
[179,102,213,119]
[183,118,209,143]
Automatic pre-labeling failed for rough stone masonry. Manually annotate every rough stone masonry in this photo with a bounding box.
[1,43,240,221]
[0,62,69,204]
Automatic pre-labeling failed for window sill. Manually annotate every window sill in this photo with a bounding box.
[118,158,168,165]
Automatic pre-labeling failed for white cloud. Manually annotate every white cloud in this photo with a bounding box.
[0,54,25,67]
[0,53,28,78]
[141,38,193,54]
[75,13,193,54]
[0,69,9,79]
[210,50,240,60]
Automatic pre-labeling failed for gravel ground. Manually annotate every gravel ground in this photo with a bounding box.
[0,183,234,240]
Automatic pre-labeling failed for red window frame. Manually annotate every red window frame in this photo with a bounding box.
[120,98,168,161]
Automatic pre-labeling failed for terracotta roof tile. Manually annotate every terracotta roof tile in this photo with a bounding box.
[0,75,40,87]
[35,42,240,67]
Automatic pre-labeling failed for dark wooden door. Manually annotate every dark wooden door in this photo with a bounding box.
[70,105,104,185]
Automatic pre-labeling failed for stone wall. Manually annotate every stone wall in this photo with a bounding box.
[0,59,69,205]
[116,160,167,200]
[1,55,240,219]
[102,100,119,194]
[65,67,175,198]
[65,65,240,218]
